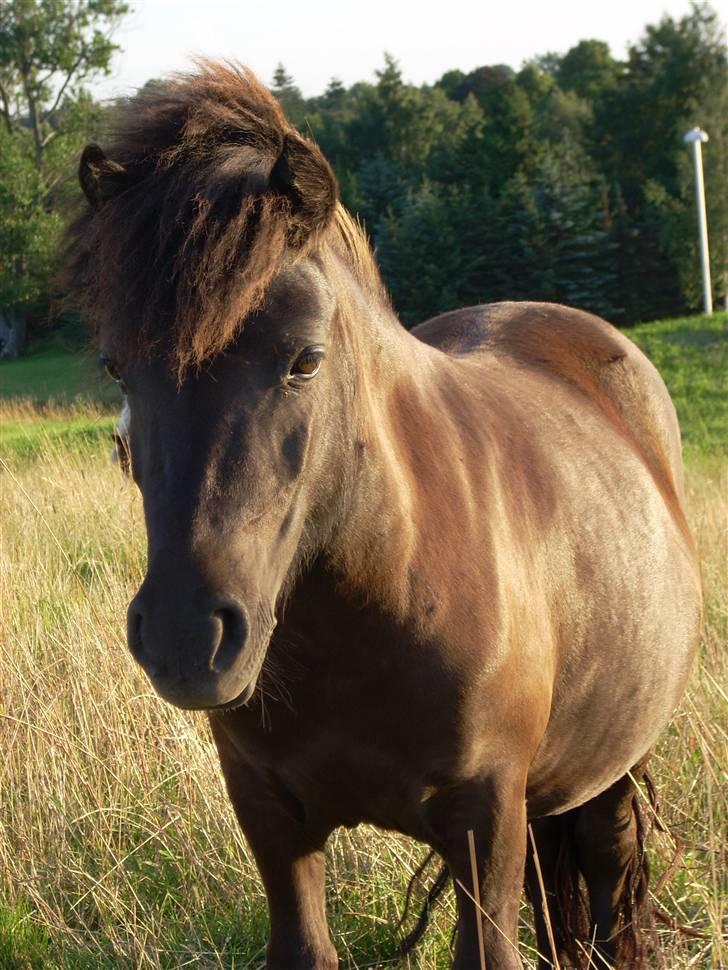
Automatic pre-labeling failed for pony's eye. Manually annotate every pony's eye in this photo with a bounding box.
[100,354,126,391]
[290,347,324,380]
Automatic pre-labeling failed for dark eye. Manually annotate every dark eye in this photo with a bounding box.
[289,346,324,381]
[100,354,126,392]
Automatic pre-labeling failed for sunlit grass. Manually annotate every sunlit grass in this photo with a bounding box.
[0,411,116,460]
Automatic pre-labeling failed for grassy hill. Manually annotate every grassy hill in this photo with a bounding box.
[0,347,122,460]
[629,312,727,457]
[0,346,120,404]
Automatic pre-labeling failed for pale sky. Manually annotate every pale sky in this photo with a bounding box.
[95,0,727,101]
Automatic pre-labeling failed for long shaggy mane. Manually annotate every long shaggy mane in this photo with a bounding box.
[65,61,383,372]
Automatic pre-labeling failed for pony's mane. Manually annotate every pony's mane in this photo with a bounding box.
[65,61,385,371]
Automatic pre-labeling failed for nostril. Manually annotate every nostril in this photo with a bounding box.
[211,604,248,673]
[127,605,144,661]
[127,603,160,677]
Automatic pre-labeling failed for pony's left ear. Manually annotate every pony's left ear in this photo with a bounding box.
[79,144,129,210]
[269,132,338,246]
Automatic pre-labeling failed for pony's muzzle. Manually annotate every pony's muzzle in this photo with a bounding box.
[126,586,256,709]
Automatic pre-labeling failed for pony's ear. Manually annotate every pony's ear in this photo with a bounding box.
[269,132,338,245]
[79,144,128,210]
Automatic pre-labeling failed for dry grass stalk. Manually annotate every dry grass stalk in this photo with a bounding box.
[467,829,487,969]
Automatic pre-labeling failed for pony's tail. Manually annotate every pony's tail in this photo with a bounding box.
[396,850,450,958]
[547,775,657,969]
[608,783,652,969]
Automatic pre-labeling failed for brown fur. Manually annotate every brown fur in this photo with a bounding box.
[69,64,702,970]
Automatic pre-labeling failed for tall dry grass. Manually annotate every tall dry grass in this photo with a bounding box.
[0,435,725,968]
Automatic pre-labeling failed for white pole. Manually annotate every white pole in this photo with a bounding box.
[683,127,712,315]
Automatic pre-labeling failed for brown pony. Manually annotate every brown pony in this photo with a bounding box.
[66,63,701,970]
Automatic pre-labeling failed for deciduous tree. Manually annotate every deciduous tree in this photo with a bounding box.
[0,0,128,170]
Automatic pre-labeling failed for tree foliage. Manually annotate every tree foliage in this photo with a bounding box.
[0,126,60,310]
[0,0,128,169]
[300,4,727,325]
[0,1,725,353]
[0,0,126,350]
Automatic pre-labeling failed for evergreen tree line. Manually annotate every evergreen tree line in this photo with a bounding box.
[0,1,725,353]
[276,3,727,326]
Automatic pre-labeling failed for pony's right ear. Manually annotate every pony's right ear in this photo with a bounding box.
[79,144,128,210]
[269,132,338,246]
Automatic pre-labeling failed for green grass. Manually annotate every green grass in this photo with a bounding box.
[629,312,727,456]
[0,902,52,970]
[0,345,122,460]
[0,346,122,405]
[1,414,117,460]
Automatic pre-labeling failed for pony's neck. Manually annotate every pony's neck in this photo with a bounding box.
[326,256,441,617]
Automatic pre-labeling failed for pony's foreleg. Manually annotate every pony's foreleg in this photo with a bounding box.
[431,772,528,970]
[210,721,338,970]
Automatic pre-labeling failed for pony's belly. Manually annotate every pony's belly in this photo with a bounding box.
[523,487,701,817]
[525,618,698,817]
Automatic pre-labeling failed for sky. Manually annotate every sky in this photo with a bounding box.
[94,0,726,101]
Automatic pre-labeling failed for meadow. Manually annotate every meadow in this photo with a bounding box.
[0,314,726,969]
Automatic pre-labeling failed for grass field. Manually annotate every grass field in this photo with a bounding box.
[0,313,726,969]
[0,346,122,460]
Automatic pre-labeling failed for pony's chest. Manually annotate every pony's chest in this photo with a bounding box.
[236,652,476,834]
[274,725,439,834]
